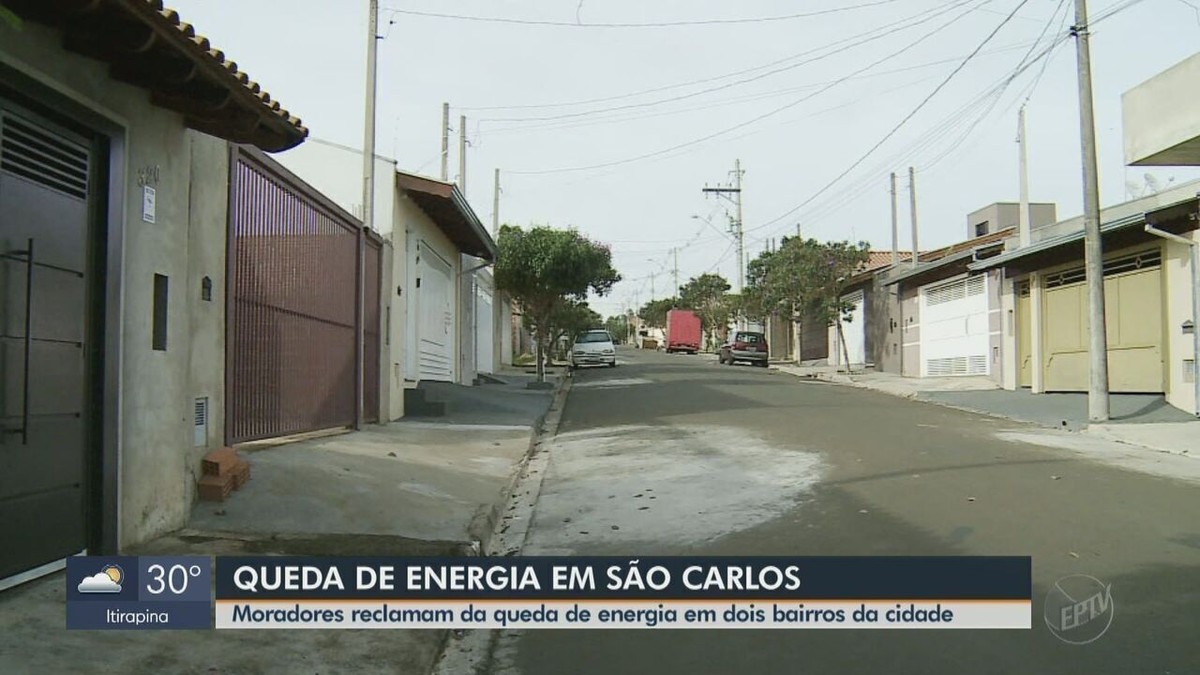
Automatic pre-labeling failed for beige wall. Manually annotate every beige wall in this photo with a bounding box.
[2,24,230,546]
[899,286,921,377]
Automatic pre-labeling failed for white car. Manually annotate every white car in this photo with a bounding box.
[571,330,617,368]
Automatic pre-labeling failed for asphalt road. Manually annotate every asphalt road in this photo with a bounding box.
[490,347,1200,675]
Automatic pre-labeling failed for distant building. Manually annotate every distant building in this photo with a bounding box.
[967,202,1057,239]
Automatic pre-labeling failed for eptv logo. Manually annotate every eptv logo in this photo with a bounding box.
[1044,575,1114,644]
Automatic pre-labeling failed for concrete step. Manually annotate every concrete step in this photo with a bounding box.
[403,387,447,417]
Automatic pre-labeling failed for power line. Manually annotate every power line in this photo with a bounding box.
[478,0,982,124]
[381,0,907,29]
[506,0,992,176]
[745,0,1033,238]
[456,0,977,113]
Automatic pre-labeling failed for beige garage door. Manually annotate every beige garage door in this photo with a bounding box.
[1042,249,1164,392]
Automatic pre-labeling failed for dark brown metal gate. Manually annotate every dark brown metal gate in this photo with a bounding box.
[226,147,383,444]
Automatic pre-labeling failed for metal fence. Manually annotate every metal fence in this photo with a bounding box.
[226,146,383,444]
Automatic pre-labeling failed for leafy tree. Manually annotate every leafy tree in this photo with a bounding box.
[637,297,677,330]
[604,314,630,344]
[678,273,734,351]
[0,3,22,30]
[535,299,601,362]
[494,225,620,382]
[744,237,870,370]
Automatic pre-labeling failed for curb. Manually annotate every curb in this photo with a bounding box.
[467,369,572,557]
[772,366,1068,430]
[1083,425,1197,459]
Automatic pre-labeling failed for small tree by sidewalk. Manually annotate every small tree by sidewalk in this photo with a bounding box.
[494,225,620,383]
[678,273,735,352]
[745,237,870,372]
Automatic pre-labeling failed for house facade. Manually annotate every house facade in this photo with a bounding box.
[0,1,306,586]
[276,140,497,419]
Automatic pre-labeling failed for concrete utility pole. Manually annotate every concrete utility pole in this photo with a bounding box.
[673,248,679,299]
[908,166,919,268]
[701,159,745,293]
[440,102,450,182]
[458,114,468,193]
[890,172,899,265]
[1018,106,1032,247]
[357,0,379,429]
[492,168,501,236]
[1072,0,1110,422]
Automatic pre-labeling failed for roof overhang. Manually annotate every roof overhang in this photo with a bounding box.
[395,171,496,260]
[885,243,1005,286]
[1123,52,1200,166]
[969,197,1200,273]
[6,0,307,151]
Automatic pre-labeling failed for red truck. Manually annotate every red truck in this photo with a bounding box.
[665,309,702,354]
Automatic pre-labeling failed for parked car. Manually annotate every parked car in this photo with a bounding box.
[571,330,617,368]
[719,331,769,367]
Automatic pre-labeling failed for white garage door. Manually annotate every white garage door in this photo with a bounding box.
[476,285,494,375]
[418,248,454,381]
[833,290,866,367]
[920,275,989,376]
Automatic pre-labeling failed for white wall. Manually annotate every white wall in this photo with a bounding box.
[398,194,461,383]
[1,24,230,547]
[1123,52,1200,166]
[276,138,396,235]
[1163,235,1200,414]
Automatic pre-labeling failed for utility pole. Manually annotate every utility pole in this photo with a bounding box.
[1018,106,1032,247]
[701,159,745,292]
[650,271,656,302]
[890,172,899,265]
[673,248,679,300]
[357,0,379,429]
[492,168,501,236]
[458,114,468,193]
[440,102,450,182]
[908,166,919,268]
[1072,0,1110,422]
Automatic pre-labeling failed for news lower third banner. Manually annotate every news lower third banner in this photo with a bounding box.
[211,556,1032,630]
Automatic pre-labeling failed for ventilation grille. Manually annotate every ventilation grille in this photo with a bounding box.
[193,397,209,447]
[1017,280,1031,297]
[1045,250,1163,288]
[925,355,988,377]
[926,276,984,307]
[0,114,89,200]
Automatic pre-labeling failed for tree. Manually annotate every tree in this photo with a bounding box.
[604,314,630,344]
[678,273,734,351]
[494,225,620,382]
[0,3,23,30]
[535,299,601,363]
[637,297,677,330]
[744,237,870,371]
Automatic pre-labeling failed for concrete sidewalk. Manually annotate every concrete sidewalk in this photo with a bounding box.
[773,363,1199,458]
[0,374,564,675]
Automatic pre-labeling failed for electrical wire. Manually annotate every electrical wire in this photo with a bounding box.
[744,0,1033,239]
[506,0,993,176]
[382,1,907,29]
[455,0,978,113]
[479,0,983,125]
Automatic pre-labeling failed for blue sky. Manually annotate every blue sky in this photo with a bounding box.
[169,0,1200,317]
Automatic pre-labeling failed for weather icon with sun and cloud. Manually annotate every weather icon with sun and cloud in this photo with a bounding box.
[77,564,124,593]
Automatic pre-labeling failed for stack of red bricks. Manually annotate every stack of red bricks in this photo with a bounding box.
[197,447,250,502]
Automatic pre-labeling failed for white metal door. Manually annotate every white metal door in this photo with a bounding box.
[834,291,866,366]
[418,247,454,381]
[476,286,494,374]
[920,275,989,376]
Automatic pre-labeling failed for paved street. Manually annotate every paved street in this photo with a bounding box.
[491,347,1200,674]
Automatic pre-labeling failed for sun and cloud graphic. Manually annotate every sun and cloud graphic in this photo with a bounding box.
[77,564,124,593]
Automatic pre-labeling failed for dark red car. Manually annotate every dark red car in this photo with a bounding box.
[719,331,769,367]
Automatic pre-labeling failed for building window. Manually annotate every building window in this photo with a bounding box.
[974,221,989,237]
